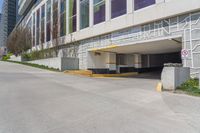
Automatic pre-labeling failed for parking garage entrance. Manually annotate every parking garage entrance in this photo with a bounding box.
[88,37,182,77]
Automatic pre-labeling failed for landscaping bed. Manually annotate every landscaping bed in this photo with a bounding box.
[2,60,60,72]
[176,79,200,97]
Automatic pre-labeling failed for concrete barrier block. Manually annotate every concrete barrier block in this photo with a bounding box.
[161,67,190,91]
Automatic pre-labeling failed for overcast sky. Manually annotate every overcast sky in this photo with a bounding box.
[0,0,3,13]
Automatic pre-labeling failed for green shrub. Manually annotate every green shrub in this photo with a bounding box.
[21,48,56,61]
[2,53,13,61]
[177,79,200,96]
[21,53,31,61]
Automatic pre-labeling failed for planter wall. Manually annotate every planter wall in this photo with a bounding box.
[161,67,190,91]
[27,57,79,71]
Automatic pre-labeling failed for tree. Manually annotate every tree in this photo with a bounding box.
[6,26,32,55]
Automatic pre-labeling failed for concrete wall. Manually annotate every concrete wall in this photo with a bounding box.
[9,55,23,62]
[27,57,79,71]
[161,67,190,90]
[28,57,61,70]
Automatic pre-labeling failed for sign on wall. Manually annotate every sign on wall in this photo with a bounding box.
[181,49,189,59]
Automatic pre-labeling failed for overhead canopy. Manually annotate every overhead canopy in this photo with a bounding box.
[89,37,182,54]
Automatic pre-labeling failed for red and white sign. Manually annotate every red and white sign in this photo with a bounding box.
[181,49,189,58]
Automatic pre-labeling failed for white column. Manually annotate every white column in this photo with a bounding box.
[77,0,80,31]
[156,0,165,4]
[106,52,117,71]
[127,0,133,14]
[106,0,111,21]
[134,54,142,68]
[89,0,93,27]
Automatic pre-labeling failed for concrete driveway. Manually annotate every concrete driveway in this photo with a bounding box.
[0,61,200,133]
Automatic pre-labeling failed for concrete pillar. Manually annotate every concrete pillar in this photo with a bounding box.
[106,52,117,71]
[106,0,111,21]
[132,0,135,12]
[156,0,165,4]
[89,0,93,27]
[127,0,133,14]
[134,54,142,68]
[76,0,80,31]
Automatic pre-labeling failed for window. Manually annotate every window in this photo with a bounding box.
[41,5,45,43]
[27,17,32,46]
[32,13,36,46]
[134,0,155,10]
[93,0,105,25]
[111,0,126,18]
[53,0,59,39]
[69,0,77,33]
[60,0,66,36]
[80,0,89,29]
[46,0,51,42]
[36,9,40,45]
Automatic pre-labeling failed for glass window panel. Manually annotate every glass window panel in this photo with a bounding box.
[41,5,45,43]
[69,0,77,33]
[53,0,58,39]
[32,13,36,46]
[46,0,51,42]
[80,0,89,29]
[134,0,155,10]
[36,9,40,45]
[111,0,126,19]
[60,0,66,36]
[93,0,105,25]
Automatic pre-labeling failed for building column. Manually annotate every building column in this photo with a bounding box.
[127,0,133,14]
[156,0,165,4]
[106,0,111,21]
[89,0,93,27]
[77,0,80,31]
[106,52,117,72]
[134,54,142,68]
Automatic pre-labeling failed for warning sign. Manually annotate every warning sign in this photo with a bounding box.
[181,49,189,58]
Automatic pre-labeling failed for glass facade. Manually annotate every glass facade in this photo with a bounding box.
[60,0,66,36]
[111,0,126,19]
[93,0,105,25]
[134,0,155,10]
[41,5,45,43]
[36,9,40,45]
[46,0,51,42]
[69,0,77,33]
[29,0,157,45]
[53,0,59,39]
[80,0,89,29]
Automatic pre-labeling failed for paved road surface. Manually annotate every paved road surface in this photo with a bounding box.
[0,61,200,133]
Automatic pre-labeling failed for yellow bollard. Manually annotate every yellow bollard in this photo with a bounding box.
[156,82,163,92]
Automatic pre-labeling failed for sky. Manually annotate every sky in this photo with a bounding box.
[0,0,3,13]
